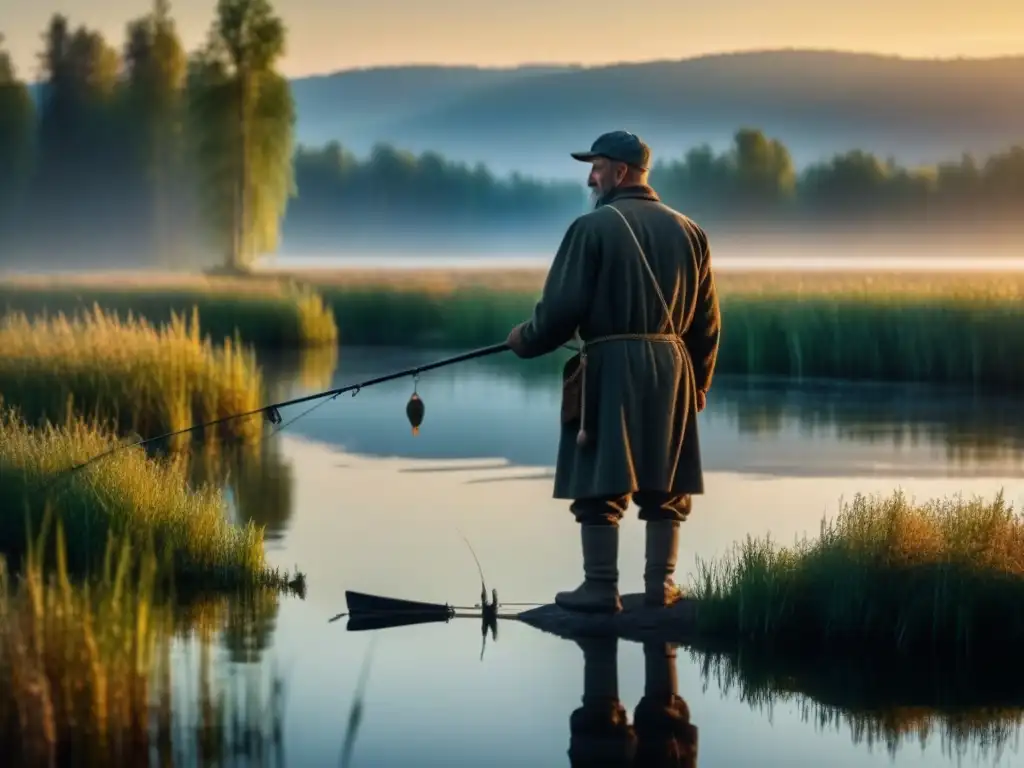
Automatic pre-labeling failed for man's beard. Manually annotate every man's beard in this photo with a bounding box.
[588,186,601,209]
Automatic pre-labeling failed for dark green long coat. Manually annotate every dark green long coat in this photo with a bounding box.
[517,185,721,501]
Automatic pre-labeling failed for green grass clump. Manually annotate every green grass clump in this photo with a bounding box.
[0,273,338,349]
[0,306,265,446]
[714,272,1024,390]
[691,489,1024,659]
[0,408,299,594]
[0,529,287,766]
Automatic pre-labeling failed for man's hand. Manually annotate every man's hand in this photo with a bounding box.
[506,322,529,358]
[696,390,706,412]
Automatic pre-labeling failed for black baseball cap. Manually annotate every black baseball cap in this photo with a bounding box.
[570,130,651,171]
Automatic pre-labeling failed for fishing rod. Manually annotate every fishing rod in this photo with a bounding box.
[55,341,512,479]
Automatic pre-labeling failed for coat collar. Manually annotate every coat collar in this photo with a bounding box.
[596,184,661,207]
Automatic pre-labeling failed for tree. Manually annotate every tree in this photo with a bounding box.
[122,0,188,265]
[799,150,892,217]
[31,15,121,258]
[0,33,36,245]
[187,0,295,272]
[730,127,796,211]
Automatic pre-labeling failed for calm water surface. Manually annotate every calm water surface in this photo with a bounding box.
[189,347,1024,767]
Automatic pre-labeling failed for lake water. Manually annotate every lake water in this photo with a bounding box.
[190,347,1024,767]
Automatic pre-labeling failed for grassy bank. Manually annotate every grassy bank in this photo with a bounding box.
[0,273,338,349]
[713,271,1024,390]
[0,307,265,446]
[0,534,286,766]
[296,268,1024,390]
[8,267,1024,389]
[295,267,542,348]
[690,489,1024,659]
[0,407,300,594]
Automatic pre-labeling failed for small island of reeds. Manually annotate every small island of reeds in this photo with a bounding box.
[691,489,1024,659]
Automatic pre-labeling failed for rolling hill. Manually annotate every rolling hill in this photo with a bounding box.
[289,50,1024,179]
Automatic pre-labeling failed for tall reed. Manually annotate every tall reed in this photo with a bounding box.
[0,408,299,593]
[0,306,264,447]
[0,525,287,766]
[691,489,1024,658]
[302,268,1024,390]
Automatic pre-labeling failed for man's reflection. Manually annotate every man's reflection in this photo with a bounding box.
[568,638,698,767]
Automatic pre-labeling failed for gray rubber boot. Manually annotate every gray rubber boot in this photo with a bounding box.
[555,525,623,614]
[644,520,686,607]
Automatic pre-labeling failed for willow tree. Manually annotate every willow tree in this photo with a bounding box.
[186,0,295,272]
[122,0,188,265]
[0,34,35,244]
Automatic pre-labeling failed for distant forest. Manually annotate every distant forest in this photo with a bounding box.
[1,2,1024,270]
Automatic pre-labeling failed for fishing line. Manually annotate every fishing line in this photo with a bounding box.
[43,341,511,486]
[12,341,513,568]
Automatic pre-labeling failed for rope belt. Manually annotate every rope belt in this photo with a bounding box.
[568,333,684,447]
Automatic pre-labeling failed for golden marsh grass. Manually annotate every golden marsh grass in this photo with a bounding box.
[0,272,338,349]
[0,408,300,593]
[0,528,287,766]
[0,306,265,447]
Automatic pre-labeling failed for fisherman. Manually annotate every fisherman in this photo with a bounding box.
[506,130,721,614]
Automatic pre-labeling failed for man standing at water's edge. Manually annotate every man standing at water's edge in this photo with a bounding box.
[506,130,721,614]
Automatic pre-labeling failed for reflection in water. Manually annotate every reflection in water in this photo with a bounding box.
[163,635,287,767]
[258,345,340,401]
[186,441,295,543]
[163,346,1024,766]
[570,638,698,768]
[258,346,1024,478]
[220,590,284,665]
[339,588,503,662]
[693,644,1024,764]
[709,377,1024,466]
[172,590,285,666]
[227,442,295,543]
[339,638,377,768]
